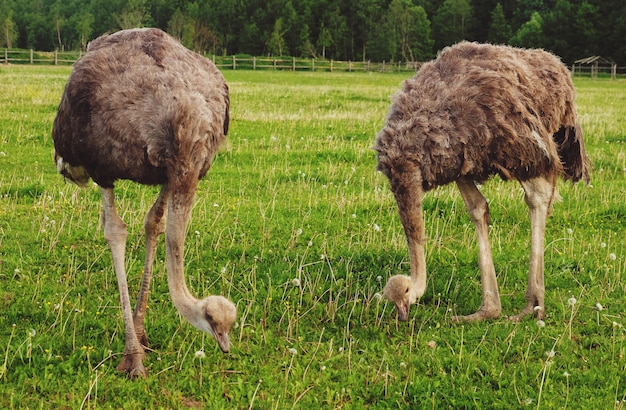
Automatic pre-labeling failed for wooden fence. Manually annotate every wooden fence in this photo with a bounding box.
[3,48,625,77]
[0,49,420,73]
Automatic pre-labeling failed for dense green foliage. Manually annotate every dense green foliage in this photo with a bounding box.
[1,0,626,64]
[0,66,624,408]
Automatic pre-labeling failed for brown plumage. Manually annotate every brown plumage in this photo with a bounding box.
[374,42,590,322]
[52,28,235,378]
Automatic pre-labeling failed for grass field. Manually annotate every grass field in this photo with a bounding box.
[0,65,624,409]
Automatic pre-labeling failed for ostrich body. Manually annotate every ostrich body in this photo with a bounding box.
[52,28,235,378]
[374,42,590,322]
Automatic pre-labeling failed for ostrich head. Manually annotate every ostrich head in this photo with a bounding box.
[187,296,237,353]
[383,275,418,321]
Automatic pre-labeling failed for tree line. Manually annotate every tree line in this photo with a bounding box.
[1,0,625,65]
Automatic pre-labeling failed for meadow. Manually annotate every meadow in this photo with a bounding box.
[0,65,624,409]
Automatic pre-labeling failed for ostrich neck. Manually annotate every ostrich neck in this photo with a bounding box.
[407,233,427,300]
[164,200,203,327]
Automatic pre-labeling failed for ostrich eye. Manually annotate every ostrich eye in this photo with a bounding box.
[206,313,214,323]
[405,287,410,294]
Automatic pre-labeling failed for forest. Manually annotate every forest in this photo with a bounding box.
[1,0,625,65]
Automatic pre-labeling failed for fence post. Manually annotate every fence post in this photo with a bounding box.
[253,56,256,70]
[612,64,616,80]
[54,50,58,65]
[3,49,7,64]
[312,58,315,71]
[330,60,333,72]
[232,55,236,70]
[30,49,33,64]
[292,57,295,71]
[273,58,277,70]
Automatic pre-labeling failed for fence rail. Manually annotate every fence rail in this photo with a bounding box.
[2,48,626,77]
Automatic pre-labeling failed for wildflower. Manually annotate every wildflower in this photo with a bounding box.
[213,203,219,207]
[547,350,556,359]
[291,278,301,287]
[537,320,546,328]
[221,266,227,274]
[195,350,206,359]
[351,214,356,219]
[566,228,573,235]
[376,275,382,282]
[320,365,326,371]
[601,242,607,248]
[308,240,313,247]
[296,228,303,235]
[373,223,381,232]
[399,362,406,368]
[28,329,36,337]
[288,348,298,355]
[595,303,604,311]
[194,230,200,236]
[609,253,616,260]
[567,297,577,307]
[563,371,570,378]
[427,340,437,349]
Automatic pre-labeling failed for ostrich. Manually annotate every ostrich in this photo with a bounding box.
[52,28,236,378]
[374,42,590,322]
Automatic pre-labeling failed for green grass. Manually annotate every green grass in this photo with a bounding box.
[0,65,624,409]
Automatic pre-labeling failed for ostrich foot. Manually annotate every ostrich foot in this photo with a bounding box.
[452,305,501,322]
[116,351,147,379]
[509,302,544,322]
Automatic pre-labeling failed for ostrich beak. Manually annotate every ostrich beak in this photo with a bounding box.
[396,302,410,322]
[214,332,231,353]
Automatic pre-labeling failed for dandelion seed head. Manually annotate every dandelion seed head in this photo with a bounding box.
[427,340,437,349]
[308,240,313,247]
[595,303,604,311]
[194,350,205,359]
[289,348,298,355]
[566,228,573,235]
[563,371,570,378]
[609,253,616,260]
[373,292,383,300]
[399,362,406,368]
[547,350,556,359]
[297,228,303,235]
[537,320,546,328]
[601,242,607,248]
[376,275,382,282]
[291,278,301,287]
[533,305,543,312]
[320,365,326,371]
[568,297,577,307]
[28,329,36,337]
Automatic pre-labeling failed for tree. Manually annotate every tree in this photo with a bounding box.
[78,12,94,51]
[317,23,332,59]
[115,0,148,29]
[385,0,433,62]
[432,0,474,50]
[1,8,16,48]
[266,18,286,56]
[487,3,512,44]
[509,11,543,49]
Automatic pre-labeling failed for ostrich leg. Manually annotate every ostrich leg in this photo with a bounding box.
[511,177,554,321]
[455,178,502,321]
[100,187,146,378]
[132,185,169,347]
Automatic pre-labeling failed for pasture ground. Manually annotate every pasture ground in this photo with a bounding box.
[0,66,624,408]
